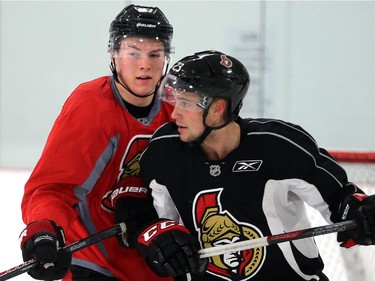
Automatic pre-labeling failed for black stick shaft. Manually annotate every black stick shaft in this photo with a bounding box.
[0,223,126,281]
[267,220,356,245]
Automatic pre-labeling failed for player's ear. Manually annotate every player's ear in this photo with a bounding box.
[207,99,227,126]
[211,98,226,115]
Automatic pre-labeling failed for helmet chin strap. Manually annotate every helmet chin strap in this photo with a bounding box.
[193,107,234,145]
[109,57,171,99]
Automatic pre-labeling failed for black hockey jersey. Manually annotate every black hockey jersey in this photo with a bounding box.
[140,117,355,281]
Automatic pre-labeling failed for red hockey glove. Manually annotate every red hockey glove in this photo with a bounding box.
[102,176,158,248]
[136,219,208,278]
[19,220,71,280]
[338,193,375,248]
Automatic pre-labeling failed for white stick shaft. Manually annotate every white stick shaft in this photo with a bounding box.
[199,237,268,258]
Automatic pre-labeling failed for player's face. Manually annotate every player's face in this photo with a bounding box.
[170,92,206,142]
[114,37,166,96]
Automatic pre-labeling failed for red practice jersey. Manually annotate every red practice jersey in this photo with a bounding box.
[22,76,174,281]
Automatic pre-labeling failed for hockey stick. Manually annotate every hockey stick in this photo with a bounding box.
[199,220,357,258]
[0,222,126,281]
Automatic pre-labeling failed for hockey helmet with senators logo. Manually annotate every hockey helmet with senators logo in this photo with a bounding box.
[158,50,250,120]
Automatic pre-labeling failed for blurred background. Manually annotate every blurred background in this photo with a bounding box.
[1,1,374,169]
[0,1,374,280]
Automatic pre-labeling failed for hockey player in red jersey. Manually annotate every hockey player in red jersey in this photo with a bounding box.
[138,50,375,280]
[20,4,175,281]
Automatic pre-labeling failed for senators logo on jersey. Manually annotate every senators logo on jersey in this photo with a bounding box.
[101,136,151,213]
[193,188,266,281]
[118,136,151,180]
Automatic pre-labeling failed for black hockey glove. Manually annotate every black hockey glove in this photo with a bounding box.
[19,220,71,280]
[102,176,158,248]
[136,219,208,278]
[115,196,158,248]
[337,193,375,248]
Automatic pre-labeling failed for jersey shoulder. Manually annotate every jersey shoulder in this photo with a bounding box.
[141,122,180,161]
[64,76,112,110]
[140,122,181,181]
[151,121,179,141]
[240,117,317,146]
[58,76,117,125]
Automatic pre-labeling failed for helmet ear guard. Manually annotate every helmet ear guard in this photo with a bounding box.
[228,99,243,122]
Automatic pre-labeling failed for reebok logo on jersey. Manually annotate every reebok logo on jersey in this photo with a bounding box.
[232,160,262,172]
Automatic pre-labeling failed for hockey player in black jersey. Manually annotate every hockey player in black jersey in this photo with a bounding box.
[136,50,375,281]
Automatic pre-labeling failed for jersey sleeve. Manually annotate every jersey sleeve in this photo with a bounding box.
[149,179,182,222]
[22,84,117,229]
